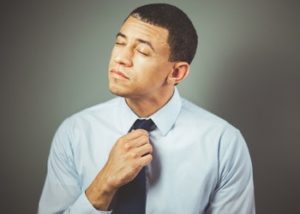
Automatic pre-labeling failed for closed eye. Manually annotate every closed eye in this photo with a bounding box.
[137,49,149,56]
[115,41,126,45]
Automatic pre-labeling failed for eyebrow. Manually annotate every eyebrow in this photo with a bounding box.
[116,32,156,52]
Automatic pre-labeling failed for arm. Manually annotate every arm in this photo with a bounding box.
[38,119,152,213]
[206,127,256,214]
[38,119,110,214]
[85,129,153,210]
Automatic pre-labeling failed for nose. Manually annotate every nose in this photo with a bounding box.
[113,46,133,67]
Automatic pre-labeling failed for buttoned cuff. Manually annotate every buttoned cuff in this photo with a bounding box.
[70,192,112,214]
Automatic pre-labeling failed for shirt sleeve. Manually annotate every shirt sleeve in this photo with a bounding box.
[206,127,256,214]
[38,119,112,214]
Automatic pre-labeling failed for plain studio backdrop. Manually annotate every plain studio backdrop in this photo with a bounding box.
[1,0,299,213]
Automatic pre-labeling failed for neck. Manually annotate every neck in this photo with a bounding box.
[125,88,175,118]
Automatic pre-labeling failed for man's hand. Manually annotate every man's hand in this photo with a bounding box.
[85,129,153,210]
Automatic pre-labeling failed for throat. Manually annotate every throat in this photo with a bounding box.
[125,90,174,118]
[126,99,159,118]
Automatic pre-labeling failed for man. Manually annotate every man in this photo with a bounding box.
[39,3,255,214]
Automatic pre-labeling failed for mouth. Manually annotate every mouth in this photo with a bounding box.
[110,69,129,80]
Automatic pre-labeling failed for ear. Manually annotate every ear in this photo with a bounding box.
[167,62,190,85]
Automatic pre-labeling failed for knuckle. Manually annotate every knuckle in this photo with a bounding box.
[129,151,137,159]
[124,142,131,150]
[117,138,125,145]
[142,130,149,136]
[145,154,153,163]
[137,129,148,135]
[134,129,141,134]
[142,135,149,142]
[147,144,153,153]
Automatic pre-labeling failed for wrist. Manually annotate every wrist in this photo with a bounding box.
[85,176,117,210]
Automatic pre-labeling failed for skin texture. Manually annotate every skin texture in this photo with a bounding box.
[85,16,190,210]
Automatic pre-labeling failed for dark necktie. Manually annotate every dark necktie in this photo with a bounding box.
[112,119,156,214]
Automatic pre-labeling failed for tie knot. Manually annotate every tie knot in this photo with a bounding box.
[130,119,156,132]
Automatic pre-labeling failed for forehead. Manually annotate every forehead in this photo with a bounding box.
[119,16,169,47]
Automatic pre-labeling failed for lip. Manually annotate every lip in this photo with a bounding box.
[110,69,129,80]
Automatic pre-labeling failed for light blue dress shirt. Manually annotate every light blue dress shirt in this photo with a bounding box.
[38,88,255,214]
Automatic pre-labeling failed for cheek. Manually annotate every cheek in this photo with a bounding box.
[109,46,120,62]
[144,65,169,86]
[132,58,154,76]
[109,48,116,63]
[154,60,172,79]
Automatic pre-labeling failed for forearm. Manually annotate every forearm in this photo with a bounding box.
[85,129,152,210]
[85,171,117,211]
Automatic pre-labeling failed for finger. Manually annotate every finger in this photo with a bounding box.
[124,134,150,150]
[139,154,153,167]
[124,137,151,152]
[126,129,149,140]
[131,143,153,158]
[116,129,148,146]
[117,129,150,151]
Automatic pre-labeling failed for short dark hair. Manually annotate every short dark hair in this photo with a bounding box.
[127,3,198,64]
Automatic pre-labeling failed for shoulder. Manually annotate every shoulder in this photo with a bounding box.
[180,97,251,164]
[71,97,120,120]
[62,97,120,125]
[53,97,120,142]
[179,98,244,145]
[180,98,234,130]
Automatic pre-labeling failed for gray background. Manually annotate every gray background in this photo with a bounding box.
[1,0,299,213]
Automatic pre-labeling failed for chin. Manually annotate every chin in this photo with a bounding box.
[109,84,128,98]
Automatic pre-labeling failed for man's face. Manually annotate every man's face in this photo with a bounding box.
[108,16,175,100]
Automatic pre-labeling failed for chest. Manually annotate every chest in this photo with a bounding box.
[73,126,220,212]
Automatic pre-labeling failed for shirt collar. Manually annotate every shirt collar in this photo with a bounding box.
[118,88,182,136]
